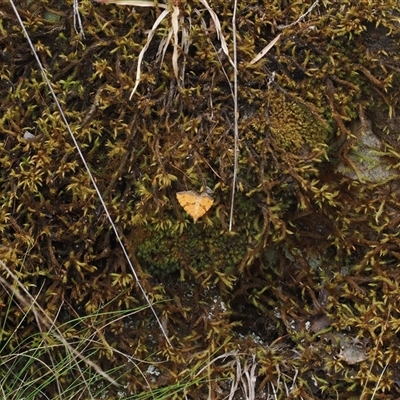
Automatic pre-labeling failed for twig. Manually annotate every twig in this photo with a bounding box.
[277,0,320,30]
[73,0,85,37]
[229,0,238,232]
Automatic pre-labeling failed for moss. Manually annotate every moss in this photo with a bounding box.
[267,88,328,151]
[1,0,400,397]
[137,224,248,278]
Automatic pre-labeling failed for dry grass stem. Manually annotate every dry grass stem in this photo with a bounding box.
[9,0,171,347]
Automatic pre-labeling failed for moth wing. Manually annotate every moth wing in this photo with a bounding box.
[199,193,214,213]
[176,191,197,208]
[176,191,214,222]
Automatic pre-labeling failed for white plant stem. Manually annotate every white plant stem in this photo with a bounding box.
[8,0,171,347]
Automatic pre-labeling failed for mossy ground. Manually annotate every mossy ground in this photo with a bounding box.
[1,0,400,398]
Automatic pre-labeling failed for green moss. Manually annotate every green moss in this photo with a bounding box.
[1,0,400,397]
[267,88,328,151]
[137,225,247,278]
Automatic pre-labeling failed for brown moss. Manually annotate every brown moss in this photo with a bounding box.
[267,87,328,151]
[1,0,400,397]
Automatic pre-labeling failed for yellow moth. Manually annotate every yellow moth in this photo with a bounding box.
[176,190,214,222]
